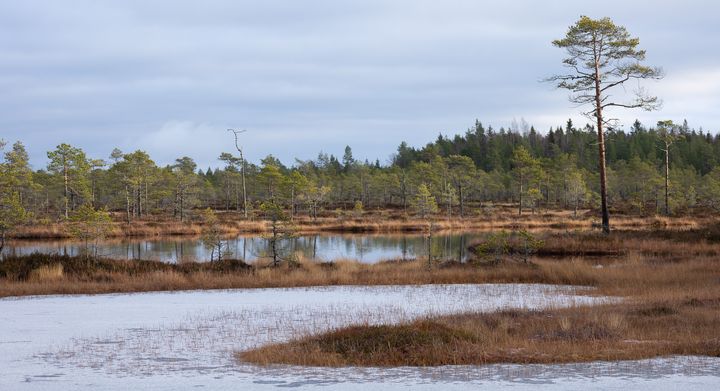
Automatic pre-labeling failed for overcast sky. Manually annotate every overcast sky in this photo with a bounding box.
[1,0,719,169]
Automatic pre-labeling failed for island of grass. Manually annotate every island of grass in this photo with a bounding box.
[235,223,720,367]
[239,301,720,367]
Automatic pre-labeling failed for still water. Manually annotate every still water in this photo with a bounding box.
[3,233,480,264]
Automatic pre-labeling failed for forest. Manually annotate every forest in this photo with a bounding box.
[2,118,719,234]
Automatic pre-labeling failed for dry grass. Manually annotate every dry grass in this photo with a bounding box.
[4,220,720,366]
[240,299,720,366]
[0,254,577,297]
[12,218,266,239]
[3,220,720,298]
[235,226,720,367]
[28,263,64,283]
[10,208,713,239]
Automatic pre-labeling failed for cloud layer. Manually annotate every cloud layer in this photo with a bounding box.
[1,0,718,169]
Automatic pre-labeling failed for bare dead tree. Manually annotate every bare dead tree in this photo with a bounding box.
[228,129,249,219]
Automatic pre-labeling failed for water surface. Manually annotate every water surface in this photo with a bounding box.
[3,233,480,263]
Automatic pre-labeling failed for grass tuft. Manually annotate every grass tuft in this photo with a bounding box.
[28,263,64,282]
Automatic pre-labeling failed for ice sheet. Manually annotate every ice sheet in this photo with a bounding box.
[1,284,717,390]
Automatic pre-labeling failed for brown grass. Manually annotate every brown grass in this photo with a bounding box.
[3,221,720,298]
[28,263,64,283]
[4,220,720,366]
[10,208,713,239]
[0,254,592,297]
[240,299,720,366]
[236,227,720,367]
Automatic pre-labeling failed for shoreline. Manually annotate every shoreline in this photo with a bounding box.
[2,223,719,367]
[8,210,710,240]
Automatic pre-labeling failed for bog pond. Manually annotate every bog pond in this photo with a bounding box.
[1,284,719,390]
[3,232,479,263]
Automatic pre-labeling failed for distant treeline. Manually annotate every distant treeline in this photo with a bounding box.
[2,118,720,226]
[398,119,720,175]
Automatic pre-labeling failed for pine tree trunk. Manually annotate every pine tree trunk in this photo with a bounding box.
[291,187,295,221]
[518,170,523,216]
[271,222,279,266]
[125,185,131,223]
[459,185,464,217]
[63,157,69,219]
[137,187,142,217]
[665,147,670,216]
[593,39,611,234]
[180,190,185,223]
[574,200,578,217]
[145,177,149,215]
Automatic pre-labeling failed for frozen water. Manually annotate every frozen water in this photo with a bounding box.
[1,284,718,390]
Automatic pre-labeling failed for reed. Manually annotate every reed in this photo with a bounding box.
[27,263,64,283]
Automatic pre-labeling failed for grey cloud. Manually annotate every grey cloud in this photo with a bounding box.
[0,0,718,169]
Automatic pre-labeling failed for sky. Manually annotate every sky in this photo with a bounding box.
[1,0,719,169]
